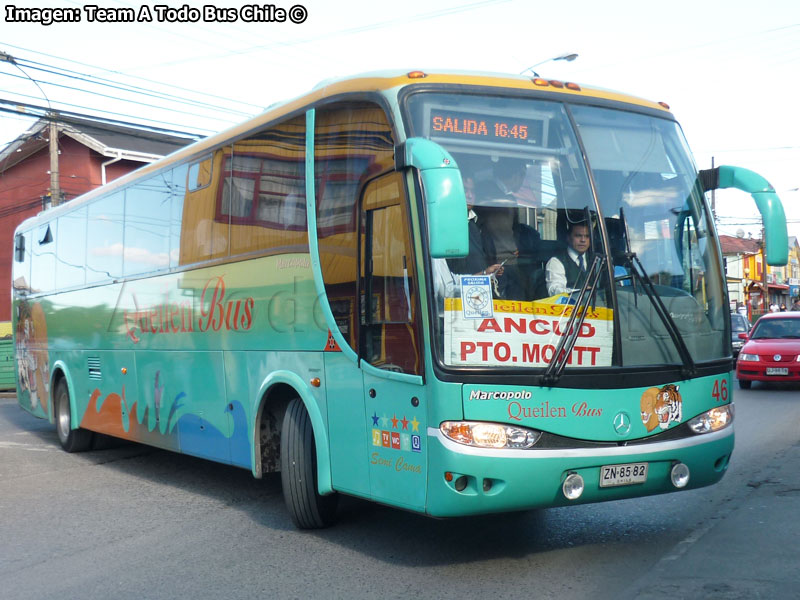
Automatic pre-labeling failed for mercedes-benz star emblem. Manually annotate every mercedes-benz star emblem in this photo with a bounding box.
[613,411,631,436]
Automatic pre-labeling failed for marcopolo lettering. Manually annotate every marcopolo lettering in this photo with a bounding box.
[469,389,532,401]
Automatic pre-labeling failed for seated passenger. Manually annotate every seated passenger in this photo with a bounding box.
[545,221,592,296]
[446,176,504,279]
[478,207,543,300]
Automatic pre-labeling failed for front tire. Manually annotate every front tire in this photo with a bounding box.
[738,379,752,389]
[55,380,93,452]
[280,397,338,529]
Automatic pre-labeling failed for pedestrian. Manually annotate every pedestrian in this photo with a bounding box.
[780,303,787,312]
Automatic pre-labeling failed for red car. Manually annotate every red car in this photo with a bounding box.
[736,312,800,389]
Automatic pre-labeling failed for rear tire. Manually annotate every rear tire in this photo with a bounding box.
[280,397,338,529]
[738,379,752,389]
[55,380,93,452]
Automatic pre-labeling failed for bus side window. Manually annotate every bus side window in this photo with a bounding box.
[187,155,212,192]
[314,102,395,354]
[225,115,308,257]
[12,231,31,294]
[56,207,87,289]
[170,164,188,269]
[31,222,56,294]
[179,148,230,264]
[123,173,172,277]
[361,172,421,375]
[87,192,124,284]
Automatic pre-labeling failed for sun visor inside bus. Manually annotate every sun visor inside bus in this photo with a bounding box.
[396,138,468,258]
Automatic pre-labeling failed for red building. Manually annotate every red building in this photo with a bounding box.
[0,116,196,322]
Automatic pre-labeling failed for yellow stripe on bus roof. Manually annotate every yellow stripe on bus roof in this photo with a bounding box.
[19,70,670,225]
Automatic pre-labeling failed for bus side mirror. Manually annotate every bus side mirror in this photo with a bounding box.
[700,165,788,266]
[14,234,25,263]
[396,138,468,259]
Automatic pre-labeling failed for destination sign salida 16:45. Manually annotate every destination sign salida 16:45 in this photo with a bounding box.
[430,110,543,144]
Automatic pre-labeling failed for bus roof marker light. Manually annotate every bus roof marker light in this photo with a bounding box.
[565,82,581,91]
[562,472,584,500]
[532,78,550,87]
[658,101,670,110]
[407,71,427,79]
[549,80,564,88]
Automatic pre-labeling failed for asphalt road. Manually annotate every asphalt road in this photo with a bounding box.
[1,381,798,600]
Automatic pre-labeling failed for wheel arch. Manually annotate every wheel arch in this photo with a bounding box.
[252,370,332,495]
[49,360,76,427]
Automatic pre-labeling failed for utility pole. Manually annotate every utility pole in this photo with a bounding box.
[49,117,60,207]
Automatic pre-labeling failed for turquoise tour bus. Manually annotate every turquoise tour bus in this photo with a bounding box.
[12,70,787,528]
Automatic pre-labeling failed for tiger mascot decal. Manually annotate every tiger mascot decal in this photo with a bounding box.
[640,384,682,432]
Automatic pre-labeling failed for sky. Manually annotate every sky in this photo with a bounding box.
[1,0,798,238]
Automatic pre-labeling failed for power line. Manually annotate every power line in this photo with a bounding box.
[0,70,243,128]
[0,88,220,136]
[1,42,265,112]
[0,98,207,139]
[10,59,254,120]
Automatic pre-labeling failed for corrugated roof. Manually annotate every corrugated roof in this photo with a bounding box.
[719,234,761,254]
[0,115,199,172]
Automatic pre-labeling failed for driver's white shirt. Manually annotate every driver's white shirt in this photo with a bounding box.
[545,247,585,296]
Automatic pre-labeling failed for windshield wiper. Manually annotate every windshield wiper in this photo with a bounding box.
[619,251,697,377]
[542,254,606,386]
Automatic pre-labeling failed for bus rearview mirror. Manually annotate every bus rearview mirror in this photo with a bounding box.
[397,138,468,259]
[699,165,788,266]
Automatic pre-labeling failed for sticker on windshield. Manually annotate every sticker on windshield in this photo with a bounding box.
[443,298,613,368]
[460,276,494,319]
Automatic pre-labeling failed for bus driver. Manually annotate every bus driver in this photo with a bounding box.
[545,221,591,296]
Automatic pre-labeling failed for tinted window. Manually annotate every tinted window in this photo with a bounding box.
[87,192,124,283]
[31,222,57,293]
[12,231,31,295]
[178,147,231,265]
[751,318,800,339]
[123,173,172,276]
[170,164,187,268]
[315,102,395,353]
[226,114,308,256]
[361,172,421,375]
[56,207,87,289]
[731,314,749,332]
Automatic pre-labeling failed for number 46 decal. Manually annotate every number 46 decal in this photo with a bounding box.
[712,378,729,402]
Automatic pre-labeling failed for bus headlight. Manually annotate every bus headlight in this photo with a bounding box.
[440,421,542,449]
[687,404,734,434]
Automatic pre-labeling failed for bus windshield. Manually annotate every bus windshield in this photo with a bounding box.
[406,92,727,372]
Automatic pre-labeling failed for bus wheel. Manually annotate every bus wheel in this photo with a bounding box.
[738,379,752,390]
[280,397,338,529]
[55,380,93,453]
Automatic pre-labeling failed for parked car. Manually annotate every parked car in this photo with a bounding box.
[735,312,800,388]
[730,313,750,357]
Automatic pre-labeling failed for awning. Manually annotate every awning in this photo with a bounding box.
[768,283,789,290]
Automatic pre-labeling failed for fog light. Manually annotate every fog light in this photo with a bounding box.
[454,475,468,492]
[671,463,690,488]
[562,472,584,500]
[483,478,493,492]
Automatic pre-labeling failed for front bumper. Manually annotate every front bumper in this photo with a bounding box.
[425,426,734,517]
[737,361,800,382]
